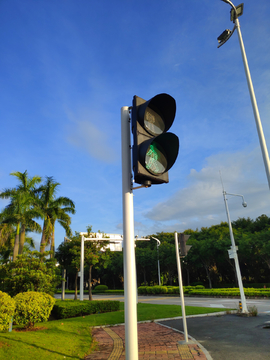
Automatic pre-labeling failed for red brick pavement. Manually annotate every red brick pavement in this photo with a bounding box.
[87,322,208,359]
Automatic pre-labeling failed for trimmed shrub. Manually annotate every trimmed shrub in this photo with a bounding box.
[0,291,16,332]
[152,286,168,294]
[166,287,174,294]
[14,291,55,328]
[51,300,120,319]
[138,286,148,294]
[102,290,124,294]
[188,288,270,297]
[94,285,108,291]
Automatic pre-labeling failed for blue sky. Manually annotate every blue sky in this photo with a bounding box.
[1,0,270,250]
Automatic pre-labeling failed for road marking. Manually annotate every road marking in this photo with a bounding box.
[209,304,225,308]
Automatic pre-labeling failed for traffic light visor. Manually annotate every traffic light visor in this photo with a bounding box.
[138,93,176,135]
[140,132,179,174]
[144,107,165,136]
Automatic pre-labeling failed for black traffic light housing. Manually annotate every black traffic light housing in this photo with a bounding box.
[179,233,191,257]
[132,93,179,186]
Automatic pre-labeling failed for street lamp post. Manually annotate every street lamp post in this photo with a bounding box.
[222,190,248,313]
[218,0,270,190]
[61,236,72,300]
[151,237,161,286]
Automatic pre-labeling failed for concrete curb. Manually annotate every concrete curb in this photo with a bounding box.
[156,321,213,360]
[91,310,238,328]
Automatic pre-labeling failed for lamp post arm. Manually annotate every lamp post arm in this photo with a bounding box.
[151,237,161,247]
[221,0,238,16]
[224,191,247,207]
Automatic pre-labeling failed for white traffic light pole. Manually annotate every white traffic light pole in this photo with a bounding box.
[121,106,139,360]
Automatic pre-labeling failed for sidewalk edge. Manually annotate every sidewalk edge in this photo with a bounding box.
[156,321,213,360]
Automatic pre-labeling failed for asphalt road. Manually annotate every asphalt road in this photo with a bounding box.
[56,293,270,314]
[159,314,270,360]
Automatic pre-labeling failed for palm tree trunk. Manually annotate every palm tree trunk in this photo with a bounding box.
[19,224,26,254]
[13,223,20,261]
[40,223,47,253]
[50,228,55,259]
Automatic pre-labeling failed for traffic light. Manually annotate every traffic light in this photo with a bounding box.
[179,233,191,257]
[131,93,179,186]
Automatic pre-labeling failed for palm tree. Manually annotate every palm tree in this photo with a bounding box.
[0,189,42,260]
[37,176,75,256]
[0,221,15,263]
[0,171,42,259]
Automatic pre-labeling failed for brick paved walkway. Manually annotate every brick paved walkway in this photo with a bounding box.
[87,322,208,359]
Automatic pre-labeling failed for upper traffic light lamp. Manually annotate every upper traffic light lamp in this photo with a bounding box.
[132,93,179,187]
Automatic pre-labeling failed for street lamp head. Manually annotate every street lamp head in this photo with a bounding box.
[217,29,232,43]
[242,201,247,208]
[230,3,244,22]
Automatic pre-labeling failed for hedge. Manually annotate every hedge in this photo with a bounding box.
[94,285,108,291]
[138,285,205,295]
[188,288,270,297]
[51,300,120,319]
[137,285,270,297]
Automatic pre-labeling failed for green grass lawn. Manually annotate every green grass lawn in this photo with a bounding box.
[0,302,230,360]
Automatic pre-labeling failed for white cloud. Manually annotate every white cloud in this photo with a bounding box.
[144,147,269,231]
[66,110,117,163]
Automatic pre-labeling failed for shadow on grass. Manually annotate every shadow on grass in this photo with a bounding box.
[0,334,82,359]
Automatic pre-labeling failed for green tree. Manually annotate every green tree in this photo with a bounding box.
[55,237,81,299]
[0,251,61,297]
[55,226,110,300]
[136,247,155,286]
[99,251,124,289]
[83,227,110,300]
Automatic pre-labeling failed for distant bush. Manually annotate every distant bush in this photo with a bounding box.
[0,251,61,297]
[138,286,148,294]
[188,288,270,297]
[100,290,124,294]
[136,285,270,297]
[14,292,55,328]
[166,287,175,294]
[94,285,108,291]
[51,300,120,319]
[152,286,168,294]
[0,291,16,332]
